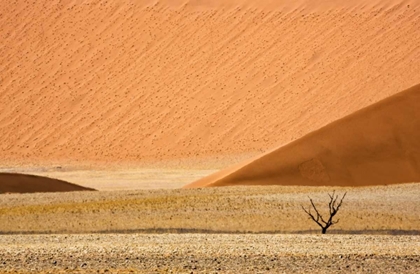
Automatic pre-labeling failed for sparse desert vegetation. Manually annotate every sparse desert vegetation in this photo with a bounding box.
[301,191,347,234]
[0,184,420,273]
[0,184,419,235]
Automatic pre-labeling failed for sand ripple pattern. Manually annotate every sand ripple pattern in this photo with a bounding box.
[1,0,420,165]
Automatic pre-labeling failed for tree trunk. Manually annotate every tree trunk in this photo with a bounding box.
[322,227,327,234]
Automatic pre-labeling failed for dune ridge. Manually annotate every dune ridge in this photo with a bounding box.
[185,84,420,188]
[1,1,420,166]
[0,173,95,194]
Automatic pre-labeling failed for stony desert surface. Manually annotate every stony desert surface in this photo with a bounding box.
[1,234,419,273]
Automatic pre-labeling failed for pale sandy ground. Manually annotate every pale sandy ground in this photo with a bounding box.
[0,166,217,190]
[0,234,419,273]
[0,154,253,190]
[1,0,420,166]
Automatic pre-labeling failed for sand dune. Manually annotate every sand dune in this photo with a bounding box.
[1,0,420,167]
[185,84,420,187]
[0,173,95,194]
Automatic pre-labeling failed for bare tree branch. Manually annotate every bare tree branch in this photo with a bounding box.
[301,205,323,229]
[301,191,347,234]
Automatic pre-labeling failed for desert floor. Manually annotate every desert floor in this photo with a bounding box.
[0,234,419,273]
[1,182,419,272]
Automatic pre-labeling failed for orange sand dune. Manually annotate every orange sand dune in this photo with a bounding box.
[1,1,420,166]
[185,84,420,187]
[0,173,95,194]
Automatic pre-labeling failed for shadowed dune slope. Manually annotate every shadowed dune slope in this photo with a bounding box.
[0,173,95,194]
[185,84,420,188]
[1,1,420,166]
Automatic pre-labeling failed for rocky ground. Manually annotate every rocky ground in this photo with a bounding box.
[0,234,419,273]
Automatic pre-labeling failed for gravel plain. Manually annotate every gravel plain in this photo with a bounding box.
[1,234,420,273]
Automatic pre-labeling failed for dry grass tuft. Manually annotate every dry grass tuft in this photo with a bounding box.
[1,183,419,234]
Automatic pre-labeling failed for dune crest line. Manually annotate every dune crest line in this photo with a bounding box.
[185,84,420,187]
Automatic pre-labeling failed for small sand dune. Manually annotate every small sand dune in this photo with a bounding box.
[0,173,95,194]
[186,84,420,188]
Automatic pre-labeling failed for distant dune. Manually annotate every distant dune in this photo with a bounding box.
[0,173,95,194]
[185,84,420,187]
[1,0,420,167]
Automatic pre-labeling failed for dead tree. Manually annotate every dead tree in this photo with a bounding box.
[301,191,347,234]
